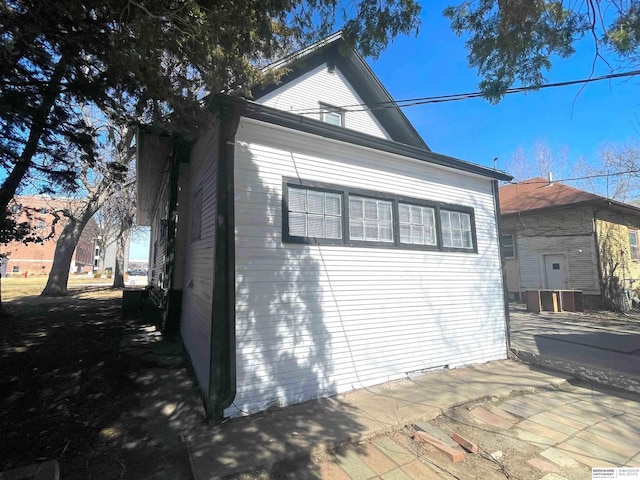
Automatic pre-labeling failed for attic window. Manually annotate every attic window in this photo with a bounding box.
[319,103,344,127]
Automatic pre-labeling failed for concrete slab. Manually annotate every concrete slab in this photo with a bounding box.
[528,411,585,435]
[517,420,569,443]
[332,449,376,480]
[185,360,572,479]
[564,436,629,465]
[358,443,397,475]
[539,447,583,469]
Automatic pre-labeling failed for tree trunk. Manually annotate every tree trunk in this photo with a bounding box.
[112,234,126,288]
[41,217,87,296]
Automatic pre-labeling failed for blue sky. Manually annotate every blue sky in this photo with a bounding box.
[370,4,639,176]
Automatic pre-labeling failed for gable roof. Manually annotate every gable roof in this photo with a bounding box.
[250,32,429,150]
[499,177,640,216]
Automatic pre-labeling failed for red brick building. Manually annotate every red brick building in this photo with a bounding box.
[1,196,97,277]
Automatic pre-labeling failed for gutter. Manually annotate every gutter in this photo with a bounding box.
[215,95,512,182]
[207,99,244,422]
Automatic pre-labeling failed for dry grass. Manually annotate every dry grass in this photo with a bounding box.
[1,275,119,302]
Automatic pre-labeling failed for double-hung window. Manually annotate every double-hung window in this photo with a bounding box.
[440,209,473,249]
[287,186,342,240]
[399,203,436,246]
[349,196,393,243]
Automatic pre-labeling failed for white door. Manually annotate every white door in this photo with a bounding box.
[544,254,567,290]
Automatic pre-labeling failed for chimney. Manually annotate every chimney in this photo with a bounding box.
[547,172,553,185]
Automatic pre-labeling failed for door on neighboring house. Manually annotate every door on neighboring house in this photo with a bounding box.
[543,254,567,290]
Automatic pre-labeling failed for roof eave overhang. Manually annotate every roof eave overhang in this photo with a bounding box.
[135,126,172,226]
[213,95,512,182]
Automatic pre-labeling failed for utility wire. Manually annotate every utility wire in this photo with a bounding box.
[509,169,640,185]
[291,69,640,114]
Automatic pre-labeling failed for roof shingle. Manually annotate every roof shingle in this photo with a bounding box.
[499,177,602,215]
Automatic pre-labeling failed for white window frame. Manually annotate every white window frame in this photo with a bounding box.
[398,203,437,246]
[629,230,639,260]
[440,209,474,250]
[285,185,343,241]
[348,196,394,243]
[319,103,345,127]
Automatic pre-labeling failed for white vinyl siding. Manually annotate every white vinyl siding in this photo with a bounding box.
[399,203,436,246]
[256,64,391,140]
[180,127,220,393]
[230,118,507,416]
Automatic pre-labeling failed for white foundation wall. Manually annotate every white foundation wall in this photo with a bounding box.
[257,63,391,140]
[229,119,508,416]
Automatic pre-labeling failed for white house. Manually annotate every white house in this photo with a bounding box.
[136,33,512,422]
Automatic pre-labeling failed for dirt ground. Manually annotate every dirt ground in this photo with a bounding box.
[0,278,201,479]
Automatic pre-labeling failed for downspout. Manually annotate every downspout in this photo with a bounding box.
[492,180,511,355]
[208,99,243,422]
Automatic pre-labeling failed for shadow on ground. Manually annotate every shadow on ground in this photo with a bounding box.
[0,287,203,479]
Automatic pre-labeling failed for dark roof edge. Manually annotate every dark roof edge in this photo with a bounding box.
[213,95,512,182]
[501,197,640,217]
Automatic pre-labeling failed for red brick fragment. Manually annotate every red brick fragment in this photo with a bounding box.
[452,433,479,453]
[413,431,465,463]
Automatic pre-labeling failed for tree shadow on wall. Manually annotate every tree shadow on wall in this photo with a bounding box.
[187,146,369,477]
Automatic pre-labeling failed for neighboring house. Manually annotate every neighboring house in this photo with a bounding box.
[1,195,97,276]
[136,33,512,421]
[500,177,640,308]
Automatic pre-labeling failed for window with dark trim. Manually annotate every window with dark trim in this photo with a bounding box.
[191,188,203,241]
[629,230,639,260]
[349,196,393,242]
[12,266,19,273]
[319,103,345,127]
[282,178,478,253]
[286,185,342,240]
[399,203,436,246]
[441,209,473,249]
[501,234,515,259]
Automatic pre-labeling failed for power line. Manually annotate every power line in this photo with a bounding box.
[291,69,640,114]
[509,169,640,185]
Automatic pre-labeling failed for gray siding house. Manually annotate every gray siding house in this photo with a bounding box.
[136,33,512,421]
